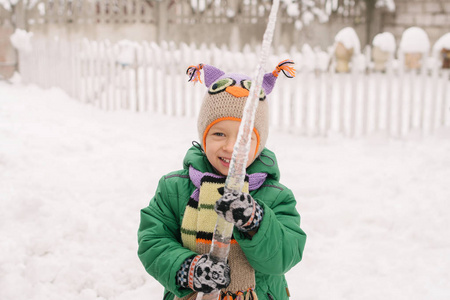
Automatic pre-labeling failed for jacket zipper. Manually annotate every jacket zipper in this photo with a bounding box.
[267,293,274,300]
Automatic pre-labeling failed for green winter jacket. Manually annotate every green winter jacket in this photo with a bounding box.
[138,146,306,300]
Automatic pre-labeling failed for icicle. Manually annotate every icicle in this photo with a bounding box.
[196,1,280,300]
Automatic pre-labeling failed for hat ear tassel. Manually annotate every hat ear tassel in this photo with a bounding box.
[186,63,204,83]
[272,59,296,78]
[262,59,295,95]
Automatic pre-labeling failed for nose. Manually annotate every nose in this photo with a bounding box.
[223,136,236,153]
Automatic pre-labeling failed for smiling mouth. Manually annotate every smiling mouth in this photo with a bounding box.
[220,157,230,164]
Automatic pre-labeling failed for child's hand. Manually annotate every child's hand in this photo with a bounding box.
[177,254,230,294]
[215,188,264,232]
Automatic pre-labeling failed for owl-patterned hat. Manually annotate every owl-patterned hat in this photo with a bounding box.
[187,60,295,158]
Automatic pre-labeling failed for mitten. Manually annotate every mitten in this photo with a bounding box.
[176,254,231,294]
[215,188,264,232]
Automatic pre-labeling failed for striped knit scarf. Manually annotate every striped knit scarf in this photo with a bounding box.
[176,166,267,300]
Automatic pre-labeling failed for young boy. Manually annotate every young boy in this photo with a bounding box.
[138,60,306,300]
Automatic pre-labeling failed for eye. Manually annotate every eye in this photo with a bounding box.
[208,78,235,94]
[241,80,266,100]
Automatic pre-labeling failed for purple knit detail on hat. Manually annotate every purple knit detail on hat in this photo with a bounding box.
[203,65,225,88]
[216,72,276,96]
[202,64,279,95]
[188,166,267,202]
[262,73,277,95]
[216,73,251,85]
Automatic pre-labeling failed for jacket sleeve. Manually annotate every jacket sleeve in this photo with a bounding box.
[137,176,195,298]
[234,187,307,275]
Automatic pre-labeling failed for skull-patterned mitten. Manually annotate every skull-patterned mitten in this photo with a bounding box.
[215,188,264,232]
[176,254,231,294]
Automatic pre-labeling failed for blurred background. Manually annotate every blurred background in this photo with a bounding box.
[1,2,450,300]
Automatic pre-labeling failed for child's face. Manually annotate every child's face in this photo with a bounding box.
[204,120,258,176]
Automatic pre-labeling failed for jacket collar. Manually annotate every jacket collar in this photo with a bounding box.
[182,145,280,182]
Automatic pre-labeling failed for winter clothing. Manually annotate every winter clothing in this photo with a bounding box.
[177,166,264,297]
[178,253,231,294]
[137,145,306,300]
[187,60,295,157]
[215,188,264,232]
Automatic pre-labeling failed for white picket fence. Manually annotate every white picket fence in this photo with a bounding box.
[18,37,450,138]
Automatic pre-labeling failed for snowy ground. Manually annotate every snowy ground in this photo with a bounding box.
[1,78,450,300]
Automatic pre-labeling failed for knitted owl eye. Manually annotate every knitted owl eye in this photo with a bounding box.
[208,78,236,94]
[241,80,266,100]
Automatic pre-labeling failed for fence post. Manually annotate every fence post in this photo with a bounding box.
[134,46,140,112]
[441,70,450,127]
[385,55,394,135]
[142,41,150,112]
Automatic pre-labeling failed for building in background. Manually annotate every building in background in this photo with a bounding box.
[0,0,449,51]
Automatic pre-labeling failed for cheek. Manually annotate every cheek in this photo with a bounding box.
[246,136,258,165]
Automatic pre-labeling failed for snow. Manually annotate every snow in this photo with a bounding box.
[294,20,303,31]
[116,40,139,66]
[372,32,396,53]
[335,27,361,54]
[286,3,300,17]
[1,79,450,300]
[432,33,450,55]
[37,2,45,15]
[10,29,33,53]
[312,7,329,23]
[0,0,12,10]
[315,50,330,71]
[375,0,396,12]
[399,27,431,53]
[302,11,314,26]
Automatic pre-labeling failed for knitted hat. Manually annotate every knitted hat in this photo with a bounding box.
[187,60,295,158]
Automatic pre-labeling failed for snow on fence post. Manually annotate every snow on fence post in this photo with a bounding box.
[91,41,99,106]
[349,55,358,137]
[338,73,346,135]
[142,41,150,112]
[13,35,450,139]
[419,55,429,133]
[325,61,334,136]
[93,41,101,108]
[169,41,178,116]
[160,41,169,114]
[396,51,405,138]
[112,44,120,110]
[117,46,126,110]
[314,68,322,135]
[103,41,112,110]
[104,42,111,109]
[134,46,140,112]
[384,52,394,136]
[428,60,439,133]
[96,41,104,109]
[149,42,158,113]
[80,39,88,103]
[72,40,80,102]
[179,42,190,117]
[441,70,450,127]
[127,54,133,111]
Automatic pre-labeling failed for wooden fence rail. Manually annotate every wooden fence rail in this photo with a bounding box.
[18,37,450,138]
